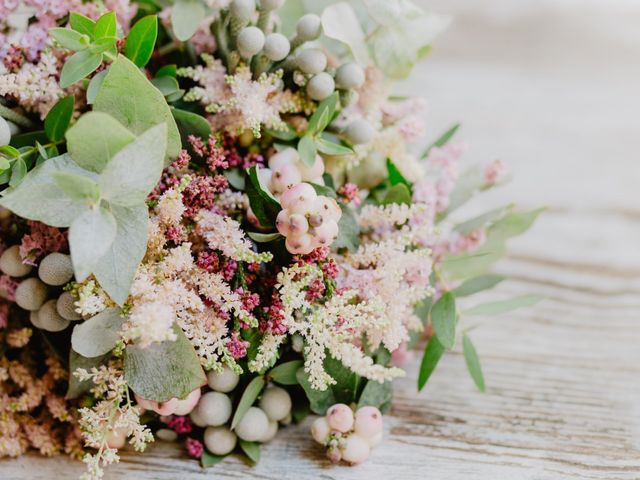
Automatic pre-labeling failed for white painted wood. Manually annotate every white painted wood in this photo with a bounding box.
[2,2,640,479]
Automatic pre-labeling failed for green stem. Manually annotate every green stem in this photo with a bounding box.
[157,42,180,57]
[0,104,36,129]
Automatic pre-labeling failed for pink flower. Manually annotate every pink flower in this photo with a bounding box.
[483,159,507,186]
[19,221,67,266]
[168,416,193,435]
[226,332,249,359]
[185,437,204,459]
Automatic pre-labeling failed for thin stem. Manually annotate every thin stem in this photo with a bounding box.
[0,104,36,129]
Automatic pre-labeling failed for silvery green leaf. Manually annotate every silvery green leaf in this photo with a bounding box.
[94,55,181,163]
[99,123,167,207]
[0,154,93,227]
[66,112,136,173]
[487,208,544,243]
[92,204,149,305]
[452,274,505,297]
[431,291,456,350]
[69,206,117,281]
[464,295,543,316]
[362,0,423,26]
[454,205,511,235]
[440,245,506,281]
[86,69,108,104]
[321,2,370,65]
[171,0,206,41]
[462,334,485,392]
[66,350,110,399]
[52,171,101,204]
[71,308,125,358]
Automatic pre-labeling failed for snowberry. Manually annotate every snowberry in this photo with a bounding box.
[237,26,265,58]
[14,277,48,311]
[306,72,335,101]
[340,434,370,464]
[345,119,374,145]
[313,220,339,246]
[173,388,202,416]
[56,292,82,321]
[298,155,325,182]
[259,419,279,442]
[204,426,237,455]
[296,14,322,42]
[29,310,43,329]
[189,408,207,428]
[269,163,302,194]
[156,428,178,442]
[38,252,74,286]
[0,117,11,146]
[369,431,383,447]
[207,366,240,393]
[326,404,354,433]
[311,416,331,444]
[257,166,273,188]
[196,391,233,426]
[259,386,292,421]
[285,233,314,255]
[313,196,342,222]
[235,406,270,441]
[0,245,32,277]
[268,148,299,170]
[354,406,383,439]
[263,33,290,61]
[281,412,292,425]
[335,62,365,90]
[280,183,317,211]
[37,299,70,332]
[106,428,128,449]
[230,0,255,22]
[296,48,327,75]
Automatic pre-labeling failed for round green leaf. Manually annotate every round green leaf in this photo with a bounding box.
[44,95,75,142]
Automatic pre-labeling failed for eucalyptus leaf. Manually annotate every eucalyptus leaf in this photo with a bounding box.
[417,334,444,391]
[171,0,206,41]
[89,36,117,55]
[201,451,226,468]
[297,134,317,167]
[315,137,353,156]
[452,274,505,297]
[332,202,360,251]
[125,15,158,67]
[321,2,370,65]
[9,157,26,187]
[381,183,411,205]
[51,171,100,204]
[487,208,544,243]
[60,49,103,88]
[268,360,303,385]
[307,92,339,135]
[463,334,485,392]
[152,76,181,96]
[309,182,336,198]
[239,440,260,464]
[86,69,108,104]
[357,380,392,411]
[464,295,543,316]
[69,206,118,281]
[66,350,110,399]
[71,308,125,358]
[430,292,456,350]
[124,325,206,402]
[454,206,511,235]
[440,244,506,281]
[171,107,212,144]
[296,368,336,415]
[231,376,266,430]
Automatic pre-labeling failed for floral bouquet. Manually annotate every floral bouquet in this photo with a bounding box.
[0,0,541,478]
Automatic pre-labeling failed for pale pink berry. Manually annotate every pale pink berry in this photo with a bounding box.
[298,155,325,181]
[280,183,317,210]
[369,431,383,447]
[354,406,383,439]
[313,196,342,222]
[311,416,331,444]
[340,434,370,464]
[173,388,202,416]
[326,403,354,433]
[288,213,309,235]
[285,233,315,254]
[106,427,127,449]
[276,209,292,236]
[257,167,273,187]
[313,220,339,246]
[327,446,342,463]
[135,393,180,416]
[270,164,302,194]
[268,148,298,170]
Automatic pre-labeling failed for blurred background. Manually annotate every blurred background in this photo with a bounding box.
[401,0,640,270]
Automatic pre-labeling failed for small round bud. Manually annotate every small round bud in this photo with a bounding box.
[56,292,82,321]
[306,72,335,101]
[345,119,374,145]
[326,403,354,433]
[268,148,298,170]
[156,428,179,442]
[235,407,269,442]
[340,434,370,464]
[285,233,314,255]
[230,0,255,22]
[204,426,237,455]
[263,33,290,61]
[173,388,202,416]
[291,333,304,352]
[259,419,278,442]
[196,392,233,427]
[14,277,47,311]
[37,299,70,332]
[0,245,32,277]
[311,416,330,444]
[259,386,292,421]
[38,252,73,286]
[0,117,11,146]
[296,48,327,75]
[207,366,240,393]
[237,26,265,58]
[260,0,285,11]
[354,406,383,439]
[296,14,322,42]
[335,62,365,90]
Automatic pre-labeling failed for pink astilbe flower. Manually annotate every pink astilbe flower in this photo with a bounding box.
[483,159,507,186]
[185,437,204,459]
[168,416,193,435]
[0,276,18,301]
[338,183,361,207]
[19,221,67,266]
[226,332,248,359]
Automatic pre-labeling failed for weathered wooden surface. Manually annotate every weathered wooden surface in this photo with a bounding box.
[3,2,640,479]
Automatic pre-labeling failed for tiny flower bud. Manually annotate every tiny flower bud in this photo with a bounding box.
[237,26,265,58]
[263,33,290,61]
[296,48,327,75]
[345,119,374,145]
[306,72,335,101]
[296,14,322,42]
[335,62,366,90]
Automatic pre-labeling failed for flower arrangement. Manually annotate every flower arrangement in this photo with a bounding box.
[0,0,541,477]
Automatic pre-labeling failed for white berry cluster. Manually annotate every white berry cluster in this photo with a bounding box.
[0,241,78,332]
[189,367,293,456]
[311,404,383,465]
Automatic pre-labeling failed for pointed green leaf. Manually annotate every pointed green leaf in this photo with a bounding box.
[315,137,354,156]
[357,380,392,411]
[171,107,212,144]
[89,36,117,55]
[69,12,96,38]
[69,206,117,281]
[245,166,281,228]
[231,376,265,430]
[60,50,103,88]
[201,451,226,468]
[387,158,411,187]
[71,308,125,358]
[86,69,108,104]
[452,274,505,297]
[268,360,303,385]
[423,123,460,158]
[417,335,445,391]
[454,205,511,235]
[9,157,27,187]
[247,232,282,243]
[94,11,117,39]
[49,28,88,51]
[171,0,206,41]
[441,245,506,281]
[51,171,100,204]
[381,183,411,205]
[462,334,485,392]
[44,96,75,142]
[125,15,158,67]
[431,292,456,350]
[307,92,339,134]
[464,295,543,316]
[297,134,317,167]
[239,439,260,464]
[487,208,544,243]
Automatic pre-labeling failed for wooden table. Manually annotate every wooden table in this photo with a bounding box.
[3,2,640,479]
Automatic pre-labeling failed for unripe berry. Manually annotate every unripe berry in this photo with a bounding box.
[14,277,47,311]
[280,182,317,210]
[237,26,265,58]
[189,408,207,428]
[340,434,370,464]
[207,366,240,393]
[37,299,70,332]
[311,416,330,444]
[204,426,237,455]
[296,48,327,75]
[296,14,322,42]
[156,428,178,442]
[0,117,10,146]
[335,62,365,90]
[0,245,32,277]
[326,403,353,433]
[269,163,302,194]
[313,220,339,246]
[196,391,232,426]
[29,310,43,329]
[345,119,374,145]
[260,0,285,10]
[297,155,324,182]
[235,406,269,442]
[354,406,383,439]
[259,386,292,421]
[230,0,255,22]
[38,252,73,286]
[259,419,278,442]
[56,291,82,321]
[285,233,314,255]
[307,72,335,101]
[173,388,202,416]
[268,148,298,170]
[264,33,290,61]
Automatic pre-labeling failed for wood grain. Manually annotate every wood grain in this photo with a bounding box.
[2,2,640,479]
